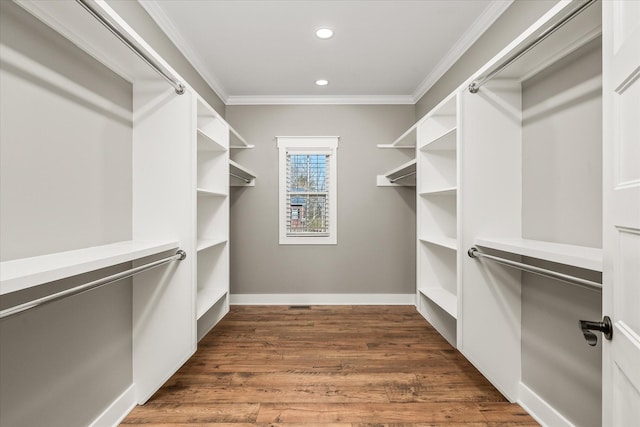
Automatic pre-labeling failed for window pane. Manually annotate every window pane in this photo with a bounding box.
[289,154,327,192]
[288,194,328,234]
[286,154,329,235]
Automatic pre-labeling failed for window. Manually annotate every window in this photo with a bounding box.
[277,136,339,244]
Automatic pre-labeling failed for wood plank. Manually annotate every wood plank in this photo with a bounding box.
[121,403,259,424]
[255,402,488,423]
[123,306,538,425]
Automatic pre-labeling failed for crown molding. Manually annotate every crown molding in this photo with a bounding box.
[411,0,513,103]
[226,95,415,106]
[139,0,229,102]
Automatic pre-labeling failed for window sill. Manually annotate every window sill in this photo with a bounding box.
[279,236,337,245]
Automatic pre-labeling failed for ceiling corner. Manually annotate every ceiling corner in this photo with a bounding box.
[411,0,514,103]
[138,0,229,103]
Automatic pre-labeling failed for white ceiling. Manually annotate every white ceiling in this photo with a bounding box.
[140,0,512,105]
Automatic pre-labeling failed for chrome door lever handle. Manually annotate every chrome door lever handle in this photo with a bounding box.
[579,316,613,346]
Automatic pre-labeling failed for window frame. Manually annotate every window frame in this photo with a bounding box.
[277,136,339,245]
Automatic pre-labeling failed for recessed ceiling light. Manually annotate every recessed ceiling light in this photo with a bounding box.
[315,79,329,86]
[315,28,334,39]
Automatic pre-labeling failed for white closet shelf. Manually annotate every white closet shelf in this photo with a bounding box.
[419,287,458,318]
[197,188,227,197]
[475,238,603,272]
[197,238,227,252]
[0,240,179,295]
[229,159,256,186]
[229,125,255,149]
[377,158,416,186]
[419,186,457,196]
[377,124,417,149]
[420,236,457,251]
[197,129,227,152]
[196,288,227,319]
[420,127,456,151]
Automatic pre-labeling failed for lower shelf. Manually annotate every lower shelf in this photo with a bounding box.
[196,288,228,319]
[419,287,458,319]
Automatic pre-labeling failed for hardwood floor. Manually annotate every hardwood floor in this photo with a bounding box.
[122,305,538,426]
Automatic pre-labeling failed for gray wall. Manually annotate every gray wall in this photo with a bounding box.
[521,37,602,427]
[226,105,416,296]
[415,0,557,118]
[106,0,226,116]
[0,2,133,425]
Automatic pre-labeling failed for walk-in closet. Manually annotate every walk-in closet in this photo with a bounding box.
[1,0,638,426]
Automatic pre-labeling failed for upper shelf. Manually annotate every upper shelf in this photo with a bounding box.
[229,125,254,149]
[377,158,416,187]
[0,240,179,295]
[229,159,256,187]
[377,124,417,149]
[475,237,603,272]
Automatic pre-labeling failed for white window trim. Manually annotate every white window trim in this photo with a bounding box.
[277,136,339,245]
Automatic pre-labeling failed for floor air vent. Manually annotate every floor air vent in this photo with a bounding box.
[289,305,311,310]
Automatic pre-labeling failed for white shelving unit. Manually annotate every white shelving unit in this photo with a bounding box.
[416,92,459,346]
[195,97,230,340]
[458,0,603,402]
[8,0,252,409]
[376,125,417,187]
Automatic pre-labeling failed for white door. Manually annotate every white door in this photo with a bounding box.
[602,1,640,425]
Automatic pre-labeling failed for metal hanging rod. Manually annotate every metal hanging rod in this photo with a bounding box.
[389,170,416,183]
[0,250,186,320]
[468,0,597,94]
[75,0,186,95]
[468,247,601,291]
[230,172,252,184]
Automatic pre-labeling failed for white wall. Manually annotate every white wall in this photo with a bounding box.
[0,2,133,425]
[226,105,416,298]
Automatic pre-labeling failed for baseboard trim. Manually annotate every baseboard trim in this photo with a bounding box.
[518,382,575,427]
[88,384,136,427]
[230,293,415,306]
